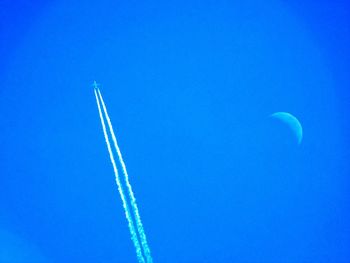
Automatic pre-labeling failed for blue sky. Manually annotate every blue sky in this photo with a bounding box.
[1,0,349,262]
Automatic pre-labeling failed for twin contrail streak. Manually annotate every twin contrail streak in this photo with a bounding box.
[94,89,146,263]
[94,85,153,263]
[97,89,153,263]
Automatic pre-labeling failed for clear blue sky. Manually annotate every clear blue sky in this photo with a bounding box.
[1,0,349,262]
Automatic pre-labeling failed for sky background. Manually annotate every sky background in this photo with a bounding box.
[1,0,349,262]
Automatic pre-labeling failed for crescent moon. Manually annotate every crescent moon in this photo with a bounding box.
[269,112,303,145]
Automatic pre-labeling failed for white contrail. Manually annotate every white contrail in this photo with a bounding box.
[94,89,145,263]
[97,89,153,263]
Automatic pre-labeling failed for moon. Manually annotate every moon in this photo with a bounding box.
[270,112,303,145]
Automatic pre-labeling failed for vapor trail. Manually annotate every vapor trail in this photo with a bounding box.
[97,89,153,263]
[94,89,145,263]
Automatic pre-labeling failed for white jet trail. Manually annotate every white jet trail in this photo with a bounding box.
[97,89,153,263]
[94,89,145,263]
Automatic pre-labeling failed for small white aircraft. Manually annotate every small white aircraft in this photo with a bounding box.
[92,80,100,89]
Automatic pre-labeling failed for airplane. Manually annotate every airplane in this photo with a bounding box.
[92,80,100,89]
